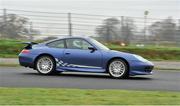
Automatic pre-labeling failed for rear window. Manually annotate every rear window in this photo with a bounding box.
[47,40,65,48]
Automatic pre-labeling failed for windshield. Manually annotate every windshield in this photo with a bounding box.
[90,38,110,50]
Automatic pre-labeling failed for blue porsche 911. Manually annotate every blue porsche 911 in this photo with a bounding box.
[19,37,154,78]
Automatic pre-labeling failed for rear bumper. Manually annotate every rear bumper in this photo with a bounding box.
[129,60,154,76]
[18,53,36,68]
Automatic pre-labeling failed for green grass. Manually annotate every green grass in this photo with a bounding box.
[106,43,180,60]
[0,63,20,67]
[0,39,24,58]
[0,88,180,105]
[0,54,18,58]
[1,39,180,60]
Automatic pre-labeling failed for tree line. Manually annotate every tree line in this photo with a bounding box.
[96,17,180,44]
[0,14,179,44]
[0,14,40,39]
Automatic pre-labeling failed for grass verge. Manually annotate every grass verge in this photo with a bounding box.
[0,87,180,105]
[1,39,180,60]
[0,63,20,67]
[154,67,180,71]
[1,63,180,71]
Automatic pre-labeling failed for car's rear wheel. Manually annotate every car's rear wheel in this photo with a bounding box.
[108,59,129,78]
[36,55,56,75]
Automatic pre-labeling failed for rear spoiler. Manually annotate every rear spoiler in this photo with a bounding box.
[21,42,38,49]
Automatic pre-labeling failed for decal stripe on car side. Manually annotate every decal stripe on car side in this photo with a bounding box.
[55,58,101,68]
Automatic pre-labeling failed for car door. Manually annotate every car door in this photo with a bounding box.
[62,38,102,71]
[46,39,66,66]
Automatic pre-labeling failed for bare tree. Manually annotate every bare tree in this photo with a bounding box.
[148,17,176,41]
[121,17,136,44]
[96,18,120,42]
[96,17,136,44]
[0,14,29,38]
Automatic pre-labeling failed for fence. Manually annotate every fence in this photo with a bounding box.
[0,8,180,46]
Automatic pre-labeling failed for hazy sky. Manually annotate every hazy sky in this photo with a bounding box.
[1,0,180,18]
[0,0,179,36]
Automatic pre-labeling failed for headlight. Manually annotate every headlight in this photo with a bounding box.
[133,54,148,62]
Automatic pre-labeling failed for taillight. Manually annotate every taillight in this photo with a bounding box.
[21,49,30,54]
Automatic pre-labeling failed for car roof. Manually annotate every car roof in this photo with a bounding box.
[43,36,91,44]
[59,36,90,39]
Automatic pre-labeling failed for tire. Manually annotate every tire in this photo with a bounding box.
[35,55,56,75]
[108,59,129,78]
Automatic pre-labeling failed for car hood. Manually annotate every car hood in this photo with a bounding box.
[105,50,138,60]
[108,50,133,55]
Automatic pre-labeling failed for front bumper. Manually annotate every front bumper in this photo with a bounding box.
[129,60,154,76]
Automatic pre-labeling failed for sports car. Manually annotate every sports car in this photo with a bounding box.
[19,37,154,78]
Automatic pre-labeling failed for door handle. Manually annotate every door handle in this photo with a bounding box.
[65,52,70,55]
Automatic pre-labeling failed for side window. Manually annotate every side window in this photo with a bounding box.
[47,40,65,48]
[66,39,92,50]
[82,40,92,50]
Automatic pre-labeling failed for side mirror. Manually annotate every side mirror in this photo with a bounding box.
[88,46,96,52]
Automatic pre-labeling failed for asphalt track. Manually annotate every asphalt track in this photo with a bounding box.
[0,67,180,91]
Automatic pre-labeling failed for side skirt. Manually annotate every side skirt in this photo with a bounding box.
[56,66,106,73]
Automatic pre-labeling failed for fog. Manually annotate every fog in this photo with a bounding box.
[1,0,180,18]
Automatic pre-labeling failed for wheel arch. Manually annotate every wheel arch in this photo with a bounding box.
[106,57,129,72]
[33,53,56,69]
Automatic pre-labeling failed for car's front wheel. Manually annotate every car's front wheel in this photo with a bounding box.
[108,59,129,78]
[36,55,56,75]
